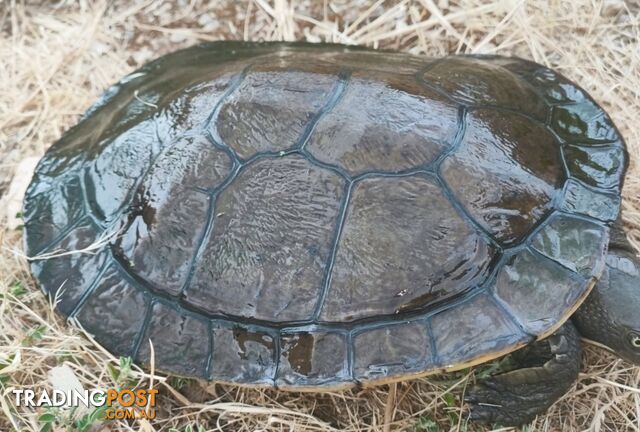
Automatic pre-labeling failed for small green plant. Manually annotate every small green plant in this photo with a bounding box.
[74,405,108,432]
[443,392,467,430]
[169,376,194,390]
[10,281,28,297]
[0,353,14,389]
[23,324,47,346]
[107,356,133,384]
[414,416,440,432]
[36,404,108,432]
[38,408,60,432]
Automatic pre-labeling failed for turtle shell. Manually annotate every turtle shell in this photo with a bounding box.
[23,42,628,389]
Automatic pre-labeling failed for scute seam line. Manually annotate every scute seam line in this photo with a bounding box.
[311,180,354,321]
[272,331,282,388]
[346,331,355,383]
[178,68,252,297]
[203,66,253,165]
[30,215,87,257]
[527,244,590,282]
[431,107,501,249]
[130,297,156,361]
[486,289,534,339]
[298,69,351,151]
[425,317,440,367]
[205,320,214,379]
[68,254,112,319]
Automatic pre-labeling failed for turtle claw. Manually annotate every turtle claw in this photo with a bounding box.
[466,383,505,422]
[465,375,549,426]
[466,387,507,424]
[463,394,477,403]
[468,403,499,423]
[465,323,582,425]
[466,386,520,425]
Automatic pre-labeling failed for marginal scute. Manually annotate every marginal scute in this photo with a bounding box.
[155,76,234,142]
[277,332,349,387]
[23,175,86,254]
[187,155,345,321]
[31,147,86,179]
[560,180,620,222]
[321,176,496,322]
[551,102,619,143]
[137,302,210,377]
[353,321,432,381]
[492,250,585,334]
[306,75,458,175]
[431,293,524,366]
[216,70,339,159]
[422,57,547,121]
[321,50,430,75]
[75,265,149,356]
[531,215,608,277]
[489,56,587,104]
[441,108,563,243]
[210,326,276,384]
[31,222,107,315]
[563,144,625,190]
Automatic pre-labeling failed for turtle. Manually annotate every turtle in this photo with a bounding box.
[23,42,640,426]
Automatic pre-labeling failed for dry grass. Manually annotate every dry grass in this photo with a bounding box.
[0,0,639,431]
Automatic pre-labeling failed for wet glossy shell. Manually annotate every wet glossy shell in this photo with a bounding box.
[23,42,627,389]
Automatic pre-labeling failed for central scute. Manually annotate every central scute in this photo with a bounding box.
[186,155,345,321]
[321,175,496,322]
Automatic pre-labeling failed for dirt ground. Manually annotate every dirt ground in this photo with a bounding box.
[0,1,639,431]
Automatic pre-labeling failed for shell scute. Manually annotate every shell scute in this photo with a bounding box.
[321,175,496,322]
[531,214,609,278]
[216,67,340,159]
[306,72,459,175]
[492,250,585,335]
[441,108,563,244]
[74,265,149,356]
[277,332,350,387]
[430,293,524,366]
[209,325,277,384]
[551,101,620,144]
[23,174,86,254]
[136,302,210,378]
[31,221,107,315]
[422,56,547,120]
[114,135,233,296]
[563,144,625,190]
[353,321,433,382]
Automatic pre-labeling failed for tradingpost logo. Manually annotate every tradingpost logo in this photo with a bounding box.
[12,388,158,420]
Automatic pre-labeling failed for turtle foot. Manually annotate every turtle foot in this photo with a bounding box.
[465,322,581,426]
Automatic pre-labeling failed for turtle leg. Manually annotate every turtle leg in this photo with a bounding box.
[465,321,581,426]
